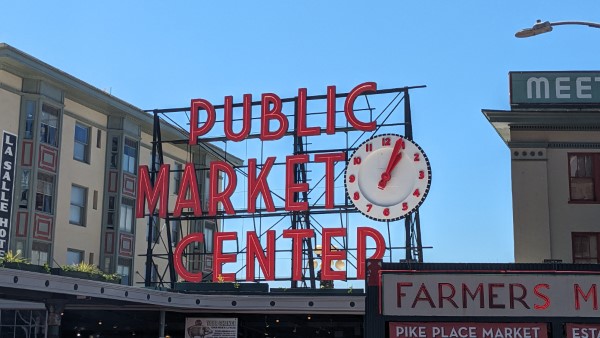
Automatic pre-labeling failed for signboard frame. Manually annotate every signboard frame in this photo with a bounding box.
[510,71,600,107]
[364,261,600,338]
[0,131,17,258]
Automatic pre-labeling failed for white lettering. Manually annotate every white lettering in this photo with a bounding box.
[526,77,550,99]
[577,77,593,99]
[0,202,7,212]
[3,146,12,157]
[574,328,600,338]
[2,171,12,185]
[0,218,8,228]
[3,135,13,146]
[396,326,426,338]
[556,77,571,99]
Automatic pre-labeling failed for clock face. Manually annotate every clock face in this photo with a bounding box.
[345,134,431,221]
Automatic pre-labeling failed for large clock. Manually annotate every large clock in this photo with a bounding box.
[345,134,431,221]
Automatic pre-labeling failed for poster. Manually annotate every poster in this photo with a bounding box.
[185,317,237,338]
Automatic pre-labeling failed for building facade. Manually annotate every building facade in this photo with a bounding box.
[484,71,600,263]
[0,43,229,287]
[0,43,366,338]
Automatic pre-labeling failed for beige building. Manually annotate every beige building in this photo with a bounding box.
[0,43,235,286]
[484,71,600,264]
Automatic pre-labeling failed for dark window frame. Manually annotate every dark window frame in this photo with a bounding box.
[123,138,138,174]
[73,123,90,163]
[69,185,87,226]
[66,248,85,265]
[40,103,59,147]
[35,172,54,214]
[568,153,600,203]
[572,232,600,263]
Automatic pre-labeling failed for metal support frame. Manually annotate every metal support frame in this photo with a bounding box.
[142,85,427,287]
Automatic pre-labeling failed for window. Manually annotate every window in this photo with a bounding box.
[188,247,202,273]
[203,222,215,253]
[107,196,116,228]
[151,263,159,284]
[35,173,54,213]
[31,242,50,266]
[0,309,46,336]
[174,163,182,194]
[569,153,600,202]
[96,129,101,148]
[69,185,87,226]
[19,170,30,209]
[15,240,24,257]
[24,100,35,139]
[110,137,119,169]
[40,104,59,147]
[104,257,113,272]
[66,249,84,265]
[171,220,180,246]
[123,138,138,174]
[573,233,600,263]
[147,216,159,244]
[117,258,132,285]
[119,198,135,232]
[73,123,90,162]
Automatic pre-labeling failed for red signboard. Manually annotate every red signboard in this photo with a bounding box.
[389,322,548,338]
[382,272,600,317]
[566,324,600,338]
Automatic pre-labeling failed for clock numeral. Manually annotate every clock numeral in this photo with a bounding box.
[383,208,390,216]
[413,189,420,197]
[414,153,420,162]
[348,174,356,183]
[402,202,408,211]
[353,191,360,201]
[353,157,362,165]
[382,137,391,146]
[400,139,406,149]
[366,143,373,152]
[366,204,373,212]
[419,170,425,179]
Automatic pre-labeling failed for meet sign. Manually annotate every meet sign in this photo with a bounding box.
[510,71,600,106]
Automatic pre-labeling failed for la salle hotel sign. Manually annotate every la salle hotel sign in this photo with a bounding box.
[136,82,427,283]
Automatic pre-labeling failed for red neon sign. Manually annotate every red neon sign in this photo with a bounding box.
[173,227,387,283]
[137,81,392,283]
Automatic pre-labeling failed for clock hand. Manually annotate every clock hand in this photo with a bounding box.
[378,138,404,189]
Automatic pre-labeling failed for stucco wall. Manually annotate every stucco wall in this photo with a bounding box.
[53,100,108,267]
[0,70,22,135]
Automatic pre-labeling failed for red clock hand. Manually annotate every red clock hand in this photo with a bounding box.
[378,138,404,189]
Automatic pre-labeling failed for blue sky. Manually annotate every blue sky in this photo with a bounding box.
[2,1,600,278]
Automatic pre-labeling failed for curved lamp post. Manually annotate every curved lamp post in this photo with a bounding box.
[515,19,600,38]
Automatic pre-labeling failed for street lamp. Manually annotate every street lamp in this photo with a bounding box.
[515,19,600,38]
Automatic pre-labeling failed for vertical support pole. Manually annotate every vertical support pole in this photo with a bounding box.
[291,97,316,288]
[159,310,166,338]
[415,211,423,263]
[154,113,177,289]
[145,111,159,287]
[404,89,414,261]
[45,302,64,338]
[364,259,384,338]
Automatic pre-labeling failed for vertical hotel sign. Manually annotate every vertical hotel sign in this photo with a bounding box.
[0,132,16,258]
